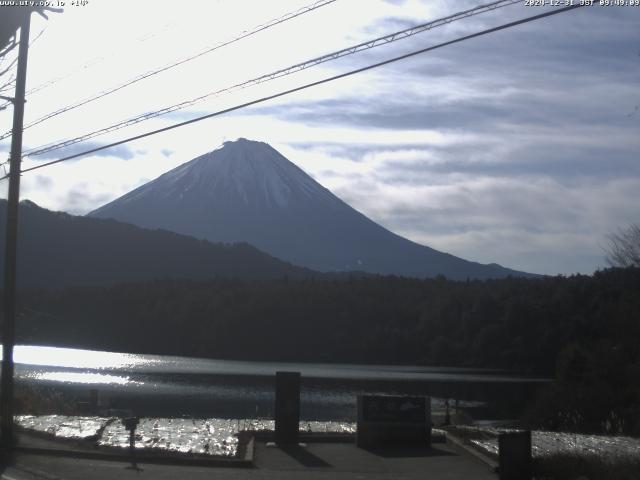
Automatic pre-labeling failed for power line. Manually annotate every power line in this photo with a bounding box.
[1,56,114,111]
[21,51,105,96]
[0,25,47,109]
[8,19,179,102]
[25,3,331,100]
[22,0,522,159]
[0,0,338,142]
[2,3,588,182]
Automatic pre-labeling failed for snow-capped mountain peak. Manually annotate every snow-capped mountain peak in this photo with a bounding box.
[89,138,533,279]
[116,138,332,211]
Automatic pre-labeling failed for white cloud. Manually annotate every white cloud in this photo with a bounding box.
[0,0,636,275]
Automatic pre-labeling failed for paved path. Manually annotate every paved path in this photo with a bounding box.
[2,440,497,480]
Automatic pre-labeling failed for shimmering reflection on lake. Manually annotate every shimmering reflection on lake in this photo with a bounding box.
[24,371,136,386]
[8,345,548,419]
[8,344,543,381]
[11,345,154,370]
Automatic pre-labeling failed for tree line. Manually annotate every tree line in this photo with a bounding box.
[7,266,640,434]
[14,268,638,373]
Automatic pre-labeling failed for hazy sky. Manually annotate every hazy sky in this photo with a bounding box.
[0,0,638,276]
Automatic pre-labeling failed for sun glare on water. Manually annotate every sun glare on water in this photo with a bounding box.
[25,371,136,386]
[1,345,152,370]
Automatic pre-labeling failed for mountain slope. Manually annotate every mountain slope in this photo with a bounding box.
[0,200,313,289]
[90,138,535,280]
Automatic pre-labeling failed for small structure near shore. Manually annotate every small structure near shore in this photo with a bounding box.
[356,395,431,449]
[498,430,531,480]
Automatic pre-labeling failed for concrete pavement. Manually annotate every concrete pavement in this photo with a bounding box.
[2,439,497,480]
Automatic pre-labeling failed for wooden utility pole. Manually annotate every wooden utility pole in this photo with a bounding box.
[1,11,31,446]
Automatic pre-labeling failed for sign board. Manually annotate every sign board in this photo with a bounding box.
[499,430,532,480]
[357,395,431,448]
[361,396,427,423]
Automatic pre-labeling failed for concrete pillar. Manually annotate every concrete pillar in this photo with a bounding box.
[275,371,300,445]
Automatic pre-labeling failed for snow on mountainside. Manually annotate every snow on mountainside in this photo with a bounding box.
[89,138,536,280]
[114,138,336,210]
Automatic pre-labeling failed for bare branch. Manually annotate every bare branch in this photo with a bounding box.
[0,37,17,60]
[0,54,19,79]
[29,27,46,48]
[605,224,640,268]
[0,73,16,93]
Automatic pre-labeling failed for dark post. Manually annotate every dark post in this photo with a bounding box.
[1,11,31,446]
[444,398,451,425]
[499,430,532,480]
[89,389,99,414]
[274,371,300,445]
[122,417,140,470]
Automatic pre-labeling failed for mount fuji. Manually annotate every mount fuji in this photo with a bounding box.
[89,138,533,280]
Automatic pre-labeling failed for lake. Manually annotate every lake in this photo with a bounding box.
[8,344,549,420]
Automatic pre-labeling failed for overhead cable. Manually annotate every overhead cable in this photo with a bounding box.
[22,0,523,158]
[1,3,588,181]
[0,0,338,141]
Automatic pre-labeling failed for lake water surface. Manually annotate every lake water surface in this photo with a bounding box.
[9,345,548,419]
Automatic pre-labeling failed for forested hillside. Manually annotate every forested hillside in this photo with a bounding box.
[15,268,639,373]
[12,267,640,433]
